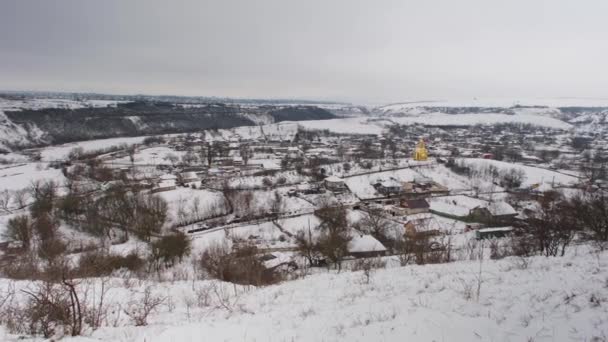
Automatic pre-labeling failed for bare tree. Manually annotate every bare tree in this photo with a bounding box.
[13,189,30,209]
[295,226,317,268]
[359,207,390,244]
[315,203,351,271]
[269,190,284,220]
[527,191,576,257]
[239,145,252,165]
[571,193,608,248]
[0,190,12,213]
[3,215,32,249]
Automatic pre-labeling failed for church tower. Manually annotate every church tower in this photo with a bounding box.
[413,138,428,161]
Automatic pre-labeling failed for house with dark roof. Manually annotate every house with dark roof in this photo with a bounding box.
[399,198,430,215]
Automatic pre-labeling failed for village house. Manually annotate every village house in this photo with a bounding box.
[475,227,513,240]
[232,156,244,166]
[402,177,449,198]
[403,214,441,238]
[429,195,518,224]
[179,171,199,184]
[152,174,177,193]
[469,201,518,223]
[287,146,303,158]
[372,178,402,196]
[399,198,430,215]
[347,234,387,258]
[324,176,348,193]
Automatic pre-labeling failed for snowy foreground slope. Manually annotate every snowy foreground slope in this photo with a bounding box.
[4,247,606,342]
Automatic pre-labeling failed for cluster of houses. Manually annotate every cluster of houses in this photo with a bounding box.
[129,125,600,265]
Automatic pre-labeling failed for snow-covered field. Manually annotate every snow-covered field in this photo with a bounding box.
[344,168,419,199]
[377,97,608,112]
[458,158,580,191]
[0,98,123,112]
[0,163,66,192]
[2,246,606,342]
[286,111,572,136]
[294,118,385,135]
[391,113,572,130]
[37,136,148,162]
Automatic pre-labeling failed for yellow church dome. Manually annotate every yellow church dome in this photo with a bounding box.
[413,138,428,161]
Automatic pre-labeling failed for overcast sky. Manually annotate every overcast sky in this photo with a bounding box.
[1,0,607,103]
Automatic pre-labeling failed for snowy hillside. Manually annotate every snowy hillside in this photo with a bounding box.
[376,97,608,114]
[373,98,608,132]
[2,246,605,342]
[0,97,124,112]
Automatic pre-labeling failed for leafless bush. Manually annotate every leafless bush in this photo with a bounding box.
[352,258,386,284]
[489,239,511,260]
[193,284,213,307]
[77,250,145,278]
[149,232,192,271]
[12,279,83,338]
[0,282,16,328]
[1,250,41,280]
[3,214,33,249]
[0,189,12,213]
[123,286,166,326]
[210,281,240,312]
[509,255,532,270]
[458,278,474,301]
[199,242,281,286]
[82,277,112,330]
[463,238,480,261]
[0,282,15,309]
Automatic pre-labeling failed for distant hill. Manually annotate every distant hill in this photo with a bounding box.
[0,99,338,152]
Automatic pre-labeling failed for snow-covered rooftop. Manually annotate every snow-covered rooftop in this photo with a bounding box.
[348,234,387,253]
[325,176,345,183]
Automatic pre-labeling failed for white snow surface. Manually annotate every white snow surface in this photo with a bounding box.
[0,163,66,192]
[458,158,580,189]
[390,113,572,129]
[376,97,608,111]
[38,136,147,161]
[2,246,606,341]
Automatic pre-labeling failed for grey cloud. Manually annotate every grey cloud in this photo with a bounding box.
[1,0,608,102]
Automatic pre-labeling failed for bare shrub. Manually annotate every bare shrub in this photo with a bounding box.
[193,284,213,307]
[510,234,536,257]
[77,250,144,277]
[123,286,166,326]
[37,238,67,263]
[210,282,239,312]
[459,278,474,301]
[527,191,576,257]
[0,190,12,213]
[571,193,608,243]
[463,238,480,261]
[489,239,511,260]
[395,233,450,266]
[199,242,280,285]
[16,279,83,338]
[82,278,112,331]
[295,227,318,268]
[1,251,40,279]
[149,232,192,271]
[3,214,32,249]
[352,258,386,284]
